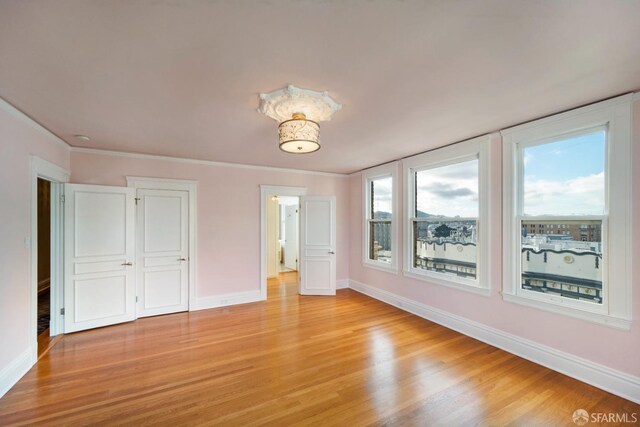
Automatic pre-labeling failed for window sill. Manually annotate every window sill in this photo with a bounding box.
[402,270,491,296]
[502,292,631,330]
[362,261,398,275]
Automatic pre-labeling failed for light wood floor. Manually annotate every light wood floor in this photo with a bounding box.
[1,272,637,426]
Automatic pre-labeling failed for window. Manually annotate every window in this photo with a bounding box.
[363,163,398,272]
[403,136,491,295]
[520,130,605,304]
[502,94,632,329]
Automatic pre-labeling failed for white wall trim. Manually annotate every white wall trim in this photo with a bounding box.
[336,279,349,289]
[348,279,640,404]
[500,93,634,136]
[501,95,633,325]
[260,185,308,300]
[30,156,69,359]
[0,348,34,399]
[72,147,349,178]
[362,162,400,273]
[502,293,631,330]
[0,97,70,152]
[402,134,492,293]
[126,177,198,313]
[192,290,262,311]
[632,91,640,102]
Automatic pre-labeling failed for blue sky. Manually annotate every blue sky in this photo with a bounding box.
[524,130,605,216]
[524,130,605,182]
[372,129,606,218]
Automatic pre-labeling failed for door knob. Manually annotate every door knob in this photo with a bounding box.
[122,262,133,266]
[328,251,335,254]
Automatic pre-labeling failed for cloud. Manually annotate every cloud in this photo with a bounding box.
[524,172,604,215]
[425,183,475,199]
[416,160,479,217]
[372,176,392,213]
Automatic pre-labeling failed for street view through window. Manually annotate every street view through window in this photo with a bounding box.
[412,159,479,280]
[368,176,392,263]
[520,129,606,304]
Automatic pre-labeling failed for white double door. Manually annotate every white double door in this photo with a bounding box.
[135,188,189,318]
[64,184,189,333]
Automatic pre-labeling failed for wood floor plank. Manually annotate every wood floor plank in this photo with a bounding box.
[0,272,637,426]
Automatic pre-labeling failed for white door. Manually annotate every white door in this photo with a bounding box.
[284,205,298,270]
[136,189,189,317]
[299,196,336,295]
[64,184,136,333]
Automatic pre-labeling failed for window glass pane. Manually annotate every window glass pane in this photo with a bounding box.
[413,220,477,279]
[415,159,478,217]
[369,221,391,263]
[413,159,479,281]
[371,177,392,219]
[523,130,605,216]
[521,220,603,304]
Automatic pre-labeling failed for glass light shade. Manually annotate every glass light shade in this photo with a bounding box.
[278,113,320,154]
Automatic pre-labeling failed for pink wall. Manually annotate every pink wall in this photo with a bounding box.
[0,102,70,372]
[70,152,350,299]
[348,102,640,378]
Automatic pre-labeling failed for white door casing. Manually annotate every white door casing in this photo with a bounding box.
[284,204,298,271]
[136,189,189,318]
[299,196,336,296]
[64,184,136,333]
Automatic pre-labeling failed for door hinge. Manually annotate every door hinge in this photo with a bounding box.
[136,296,139,303]
[60,308,65,315]
[60,195,65,203]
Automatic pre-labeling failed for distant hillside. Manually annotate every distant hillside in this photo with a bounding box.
[416,210,440,218]
[373,211,392,219]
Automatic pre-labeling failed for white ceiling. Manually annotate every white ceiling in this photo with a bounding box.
[1,0,639,174]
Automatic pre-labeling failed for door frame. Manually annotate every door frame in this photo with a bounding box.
[259,185,307,300]
[126,177,197,312]
[30,156,69,357]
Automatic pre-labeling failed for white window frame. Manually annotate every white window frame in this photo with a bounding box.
[362,162,399,273]
[501,94,632,330]
[403,135,491,295]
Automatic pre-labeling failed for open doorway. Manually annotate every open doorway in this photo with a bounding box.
[266,194,299,299]
[36,178,52,354]
[31,156,68,360]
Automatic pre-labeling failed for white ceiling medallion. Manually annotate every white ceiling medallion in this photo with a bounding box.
[258,85,341,154]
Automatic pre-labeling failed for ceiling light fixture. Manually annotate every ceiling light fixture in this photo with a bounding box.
[74,134,91,142]
[258,85,341,154]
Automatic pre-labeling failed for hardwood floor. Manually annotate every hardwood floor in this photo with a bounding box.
[1,272,637,426]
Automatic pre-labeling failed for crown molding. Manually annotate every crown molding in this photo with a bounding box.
[70,147,349,178]
[501,93,633,136]
[0,97,70,151]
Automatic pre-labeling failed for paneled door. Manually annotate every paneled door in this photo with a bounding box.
[64,184,136,333]
[284,204,298,270]
[299,196,336,295]
[136,189,189,317]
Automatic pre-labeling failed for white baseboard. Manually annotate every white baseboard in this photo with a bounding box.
[191,290,263,311]
[336,279,349,289]
[0,348,35,399]
[348,279,640,404]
